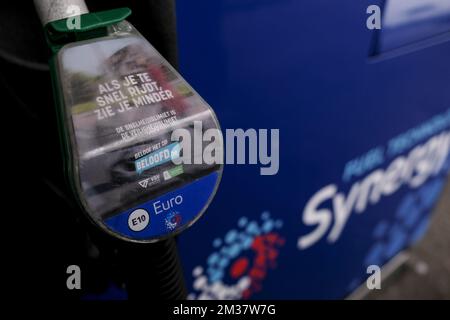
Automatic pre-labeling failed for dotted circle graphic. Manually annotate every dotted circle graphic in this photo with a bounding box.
[189,212,285,300]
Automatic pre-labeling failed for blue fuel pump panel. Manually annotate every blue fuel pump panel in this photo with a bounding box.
[175,0,450,299]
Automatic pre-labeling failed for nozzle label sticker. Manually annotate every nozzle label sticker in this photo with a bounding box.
[105,172,218,239]
[94,73,176,121]
[135,142,181,174]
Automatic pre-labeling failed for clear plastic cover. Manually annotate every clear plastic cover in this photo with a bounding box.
[57,21,222,242]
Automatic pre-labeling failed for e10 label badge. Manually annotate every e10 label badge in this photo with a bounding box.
[128,209,150,232]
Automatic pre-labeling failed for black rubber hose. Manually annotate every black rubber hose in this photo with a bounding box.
[118,238,188,300]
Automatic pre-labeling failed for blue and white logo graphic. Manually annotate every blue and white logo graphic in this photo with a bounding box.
[135,142,181,174]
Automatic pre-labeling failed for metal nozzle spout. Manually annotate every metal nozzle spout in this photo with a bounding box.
[34,0,89,25]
